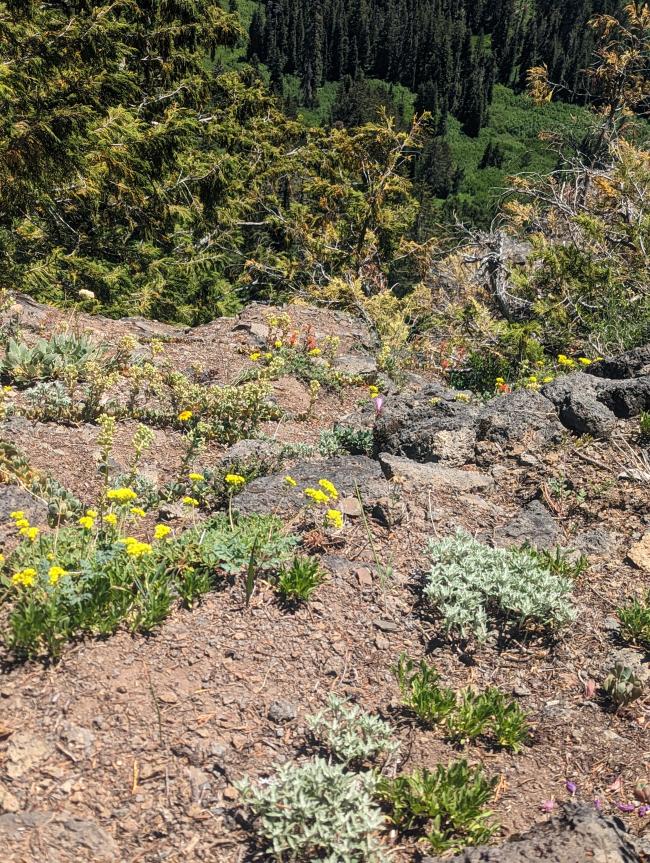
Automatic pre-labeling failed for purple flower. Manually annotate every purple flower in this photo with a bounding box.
[566,781,577,796]
[540,799,556,813]
[594,798,603,812]
[373,395,385,415]
[616,802,635,813]
[637,806,650,818]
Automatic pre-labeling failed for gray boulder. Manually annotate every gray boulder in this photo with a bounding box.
[542,375,616,438]
[427,804,650,863]
[373,384,479,465]
[234,456,389,518]
[476,389,564,448]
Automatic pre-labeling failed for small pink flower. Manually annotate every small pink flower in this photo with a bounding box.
[373,395,385,415]
[616,802,635,813]
[541,799,556,813]
[566,781,577,796]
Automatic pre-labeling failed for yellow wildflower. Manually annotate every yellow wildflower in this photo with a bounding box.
[325,509,344,529]
[125,540,152,557]
[284,475,298,487]
[103,513,118,525]
[48,566,67,585]
[309,348,322,357]
[249,352,261,361]
[78,516,94,530]
[182,496,199,507]
[21,526,40,541]
[542,375,554,383]
[12,568,37,587]
[0,553,4,566]
[86,509,98,518]
[107,487,138,503]
[10,511,25,520]
[154,524,171,540]
[319,479,339,500]
[14,518,30,529]
[557,354,575,368]
[495,377,505,385]
[305,487,329,505]
[369,385,380,399]
[224,474,246,487]
[188,473,205,482]
[274,340,283,348]
[130,507,147,518]
[578,357,592,366]
[178,410,193,422]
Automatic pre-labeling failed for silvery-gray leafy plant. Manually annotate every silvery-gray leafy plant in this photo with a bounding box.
[424,530,576,641]
[306,694,399,765]
[236,758,386,862]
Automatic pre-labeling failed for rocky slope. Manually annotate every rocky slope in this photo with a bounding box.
[0,297,649,863]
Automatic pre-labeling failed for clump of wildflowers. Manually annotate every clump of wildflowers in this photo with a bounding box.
[225,473,247,487]
[107,487,138,503]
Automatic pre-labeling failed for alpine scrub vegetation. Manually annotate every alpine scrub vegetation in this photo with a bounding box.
[424,531,577,642]
[236,759,387,863]
[1,507,298,659]
[306,694,399,766]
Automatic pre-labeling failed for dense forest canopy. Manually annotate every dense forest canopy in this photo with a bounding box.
[0,0,648,367]
[250,0,621,133]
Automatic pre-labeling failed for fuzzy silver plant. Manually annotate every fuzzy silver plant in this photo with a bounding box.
[236,757,387,862]
[425,530,576,641]
[306,693,399,765]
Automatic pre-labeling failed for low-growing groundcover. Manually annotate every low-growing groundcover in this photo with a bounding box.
[424,531,577,641]
[1,510,297,658]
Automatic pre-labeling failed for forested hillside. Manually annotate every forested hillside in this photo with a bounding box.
[250,0,621,132]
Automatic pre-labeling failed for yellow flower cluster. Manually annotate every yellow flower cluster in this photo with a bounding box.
[225,473,246,487]
[305,487,329,505]
[103,513,118,526]
[10,511,40,541]
[182,496,199,507]
[12,568,37,587]
[325,509,344,529]
[107,487,138,503]
[284,475,297,487]
[308,348,322,357]
[189,473,205,482]
[154,524,171,540]
[119,537,153,557]
[78,516,94,530]
[369,385,380,399]
[130,507,147,518]
[178,410,193,422]
[303,479,344,529]
[557,354,576,368]
[48,566,67,585]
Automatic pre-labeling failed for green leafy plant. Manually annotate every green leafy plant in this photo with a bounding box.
[378,761,498,854]
[394,655,457,725]
[236,758,386,862]
[306,694,399,766]
[395,656,528,752]
[424,530,576,641]
[319,427,374,457]
[1,333,104,385]
[2,511,298,659]
[277,555,325,604]
[520,544,589,580]
[602,662,644,708]
[640,412,650,440]
[446,688,528,752]
[618,592,650,651]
